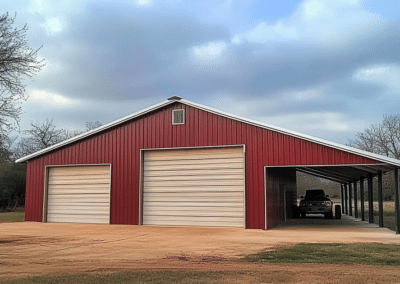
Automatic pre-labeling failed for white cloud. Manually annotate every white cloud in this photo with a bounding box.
[136,0,152,5]
[190,41,232,68]
[258,112,350,132]
[29,90,81,107]
[41,17,63,35]
[192,41,227,60]
[282,87,325,102]
[232,0,382,49]
[353,64,400,91]
[244,21,297,44]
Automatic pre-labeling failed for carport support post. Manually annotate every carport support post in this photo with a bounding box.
[341,184,345,214]
[348,182,353,216]
[378,170,384,228]
[344,184,348,215]
[394,167,400,234]
[360,177,365,221]
[354,181,358,219]
[368,174,374,224]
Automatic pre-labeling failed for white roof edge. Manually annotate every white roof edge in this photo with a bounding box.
[180,99,400,168]
[15,99,175,163]
[16,98,400,168]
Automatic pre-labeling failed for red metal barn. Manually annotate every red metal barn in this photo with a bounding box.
[17,97,400,230]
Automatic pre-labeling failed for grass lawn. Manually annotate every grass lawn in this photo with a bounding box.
[1,270,228,284]
[3,243,400,284]
[0,211,24,223]
[244,243,400,266]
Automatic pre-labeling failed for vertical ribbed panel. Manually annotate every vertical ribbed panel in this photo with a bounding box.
[25,102,380,229]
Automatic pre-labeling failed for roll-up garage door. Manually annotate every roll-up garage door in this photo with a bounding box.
[46,165,111,224]
[143,147,245,227]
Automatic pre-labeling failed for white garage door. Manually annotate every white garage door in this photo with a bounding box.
[46,165,111,224]
[143,147,245,227]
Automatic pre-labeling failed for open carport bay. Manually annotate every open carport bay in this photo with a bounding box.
[1,217,399,279]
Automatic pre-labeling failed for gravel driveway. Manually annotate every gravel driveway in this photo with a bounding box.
[1,215,399,279]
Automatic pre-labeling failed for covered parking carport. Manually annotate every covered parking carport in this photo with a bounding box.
[294,162,400,233]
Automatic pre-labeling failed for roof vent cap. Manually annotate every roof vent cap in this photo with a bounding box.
[168,96,182,101]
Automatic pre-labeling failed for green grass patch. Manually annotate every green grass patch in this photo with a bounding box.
[363,210,396,231]
[244,243,400,266]
[0,211,24,223]
[1,270,229,284]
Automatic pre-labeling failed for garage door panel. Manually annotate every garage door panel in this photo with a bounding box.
[144,206,244,212]
[144,180,244,187]
[144,168,244,177]
[47,184,111,190]
[143,216,244,227]
[49,178,111,185]
[47,214,110,224]
[47,197,110,205]
[48,174,111,181]
[48,207,110,215]
[145,162,243,171]
[49,167,110,176]
[144,174,244,182]
[144,191,244,198]
[144,186,243,193]
[144,201,243,207]
[47,202,110,207]
[144,195,244,202]
[47,165,111,224]
[49,188,111,195]
[144,157,243,166]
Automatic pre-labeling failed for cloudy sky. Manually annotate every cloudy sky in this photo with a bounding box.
[2,0,400,144]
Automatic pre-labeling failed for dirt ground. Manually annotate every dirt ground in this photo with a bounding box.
[1,216,400,283]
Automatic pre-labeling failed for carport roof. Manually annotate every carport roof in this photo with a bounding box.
[15,97,400,179]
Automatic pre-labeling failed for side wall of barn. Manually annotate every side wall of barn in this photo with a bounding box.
[265,168,297,229]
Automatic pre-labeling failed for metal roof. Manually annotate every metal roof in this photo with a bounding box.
[16,98,400,179]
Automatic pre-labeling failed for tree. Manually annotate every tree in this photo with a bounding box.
[348,114,400,201]
[14,119,102,159]
[0,13,44,136]
[348,115,400,159]
[86,121,102,131]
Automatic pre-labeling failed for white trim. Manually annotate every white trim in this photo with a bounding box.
[264,167,267,230]
[16,98,400,168]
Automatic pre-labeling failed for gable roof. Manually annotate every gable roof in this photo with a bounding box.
[15,97,400,169]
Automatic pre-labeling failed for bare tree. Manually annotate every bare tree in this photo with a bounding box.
[86,121,102,131]
[348,115,400,159]
[14,120,102,159]
[348,115,400,201]
[14,119,66,158]
[0,13,44,135]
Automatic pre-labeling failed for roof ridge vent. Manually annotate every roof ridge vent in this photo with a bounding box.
[168,96,182,101]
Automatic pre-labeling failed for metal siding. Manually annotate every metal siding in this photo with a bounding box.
[25,102,381,229]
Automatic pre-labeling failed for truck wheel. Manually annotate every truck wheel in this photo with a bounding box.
[335,205,341,219]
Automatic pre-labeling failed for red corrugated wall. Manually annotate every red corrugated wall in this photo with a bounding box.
[24,102,380,229]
